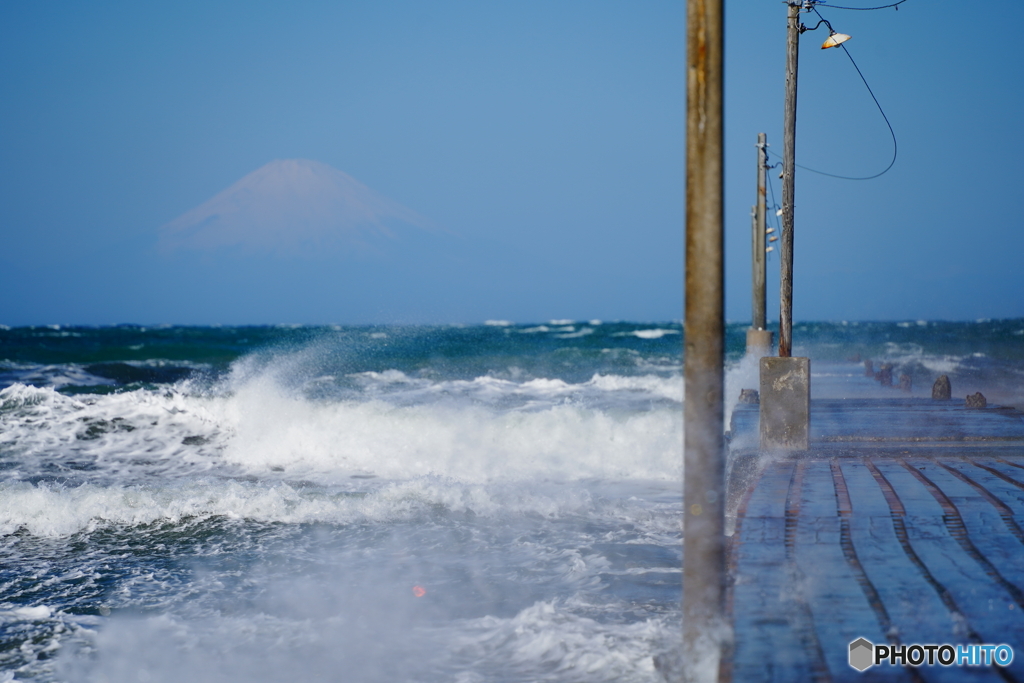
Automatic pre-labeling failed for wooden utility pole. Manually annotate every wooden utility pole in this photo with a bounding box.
[760,1,811,453]
[779,2,801,358]
[683,0,727,678]
[752,133,768,332]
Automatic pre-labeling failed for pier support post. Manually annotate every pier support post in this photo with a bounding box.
[683,0,728,678]
[746,329,773,357]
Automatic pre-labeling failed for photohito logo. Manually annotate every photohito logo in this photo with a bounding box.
[849,638,1015,671]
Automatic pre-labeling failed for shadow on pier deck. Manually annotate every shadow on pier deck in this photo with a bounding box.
[724,392,1024,682]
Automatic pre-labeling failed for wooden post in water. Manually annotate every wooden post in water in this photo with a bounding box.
[683,0,727,679]
[779,2,800,358]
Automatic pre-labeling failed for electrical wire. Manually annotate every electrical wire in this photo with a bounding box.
[818,0,906,10]
[769,5,898,181]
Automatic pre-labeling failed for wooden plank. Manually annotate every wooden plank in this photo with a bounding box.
[946,458,1024,517]
[873,460,1024,680]
[731,461,817,681]
[793,460,911,682]
[727,395,1024,681]
[839,460,1003,683]
[927,461,1024,557]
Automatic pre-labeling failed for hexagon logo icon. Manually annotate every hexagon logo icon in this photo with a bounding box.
[849,638,874,672]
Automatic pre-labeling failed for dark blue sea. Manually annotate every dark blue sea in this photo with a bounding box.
[1,320,1022,682]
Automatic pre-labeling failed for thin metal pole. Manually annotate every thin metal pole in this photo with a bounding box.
[752,133,768,331]
[779,2,801,358]
[684,0,727,678]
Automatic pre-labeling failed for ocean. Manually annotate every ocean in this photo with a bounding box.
[2,319,1022,682]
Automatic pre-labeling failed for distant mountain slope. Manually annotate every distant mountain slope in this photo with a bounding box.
[159,159,432,255]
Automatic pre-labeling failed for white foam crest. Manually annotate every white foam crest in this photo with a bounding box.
[879,343,966,375]
[616,329,680,340]
[0,384,221,479]
[215,377,681,481]
[556,328,594,339]
[0,480,345,536]
[346,369,681,405]
[0,476,673,539]
[586,374,682,402]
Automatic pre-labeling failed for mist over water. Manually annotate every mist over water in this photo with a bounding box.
[2,320,1021,681]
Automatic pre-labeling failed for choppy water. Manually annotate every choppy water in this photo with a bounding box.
[1,319,1022,681]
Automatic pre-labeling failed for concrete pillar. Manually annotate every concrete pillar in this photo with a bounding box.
[759,356,811,450]
[746,328,773,357]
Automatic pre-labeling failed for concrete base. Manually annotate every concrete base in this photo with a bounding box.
[746,328,773,357]
[759,356,810,451]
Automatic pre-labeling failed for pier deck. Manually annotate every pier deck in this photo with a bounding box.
[724,367,1024,682]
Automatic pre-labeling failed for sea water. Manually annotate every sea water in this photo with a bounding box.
[1,320,1022,682]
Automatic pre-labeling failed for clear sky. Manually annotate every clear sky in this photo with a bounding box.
[1,1,1021,325]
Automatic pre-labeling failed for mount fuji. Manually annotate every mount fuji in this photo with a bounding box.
[159,159,434,255]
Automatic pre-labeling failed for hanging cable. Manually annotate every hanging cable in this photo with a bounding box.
[769,5,898,180]
[819,0,906,10]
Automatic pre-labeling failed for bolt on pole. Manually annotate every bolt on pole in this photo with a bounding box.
[779,2,801,358]
[683,0,728,678]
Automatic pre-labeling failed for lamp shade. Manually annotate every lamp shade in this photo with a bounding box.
[821,33,851,49]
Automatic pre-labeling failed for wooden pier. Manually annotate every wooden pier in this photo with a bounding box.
[723,366,1024,681]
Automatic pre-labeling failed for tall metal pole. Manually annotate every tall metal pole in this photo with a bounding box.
[779,2,801,358]
[684,0,727,678]
[752,133,768,331]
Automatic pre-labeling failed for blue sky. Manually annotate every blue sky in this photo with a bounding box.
[1,1,1021,325]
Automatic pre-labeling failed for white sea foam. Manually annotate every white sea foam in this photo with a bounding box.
[0,361,682,538]
[556,328,594,339]
[616,329,680,340]
[10,606,52,621]
[347,369,682,405]
[215,382,681,482]
[443,600,670,681]
[1,476,669,538]
[879,342,967,375]
[60,595,674,683]
[2,357,682,486]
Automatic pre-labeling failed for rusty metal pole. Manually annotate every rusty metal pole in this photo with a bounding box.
[752,133,768,332]
[779,2,801,358]
[683,0,727,679]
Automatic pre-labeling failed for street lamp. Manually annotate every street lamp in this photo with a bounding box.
[822,31,852,49]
